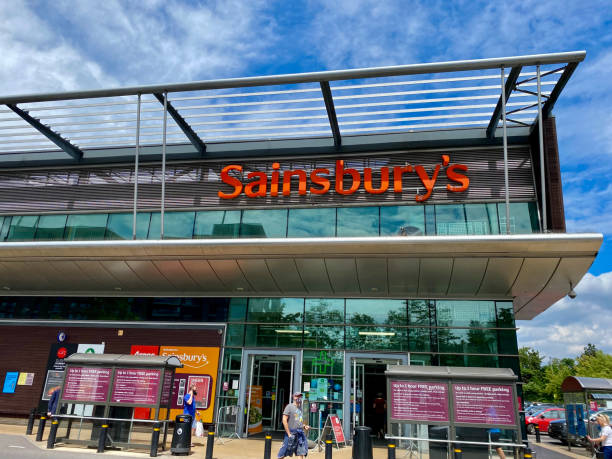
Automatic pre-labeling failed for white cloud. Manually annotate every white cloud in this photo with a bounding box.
[517,271,612,360]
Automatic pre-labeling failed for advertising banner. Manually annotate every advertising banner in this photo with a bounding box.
[159,346,220,423]
[39,343,78,412]
[329,415,346,443]
[77,343,105,354]
[62,367,112,403]
[247,385,263,434]
[111,368,161,405]
[390,380,449,422]
[452,383,515,426]
[130,345,160,419]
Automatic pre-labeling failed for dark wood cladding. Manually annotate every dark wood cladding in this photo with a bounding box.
[0,146,536,215]
[530,117,566,232]
[0,324,223,417]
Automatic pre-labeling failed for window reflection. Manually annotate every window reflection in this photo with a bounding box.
[303,325,344,349]
[148,211,195,239]
[305,299,344,323]
[245,324,304,347]
[105,213,150,240]
[241,209,287,238]
[346,326,407,351]
[464,203,499,234]
[247,298,304,323]
[346,299,407,325]
[35,215,67,241]
[435,204,467,235]
[337,207,379,237]
[380,206,425,236]
[498,202,540,233]
[7,215,39,241]
[436,301,496,327]
[287,208,335,237]
[194,210,240,238]
[437,328,498,354]
[65,214,108,240]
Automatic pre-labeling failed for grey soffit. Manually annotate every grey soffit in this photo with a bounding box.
[0,233,601,321]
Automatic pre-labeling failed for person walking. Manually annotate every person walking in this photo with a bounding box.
[183,383,197,445]
[278,392,310,458]
[587,413,612,459]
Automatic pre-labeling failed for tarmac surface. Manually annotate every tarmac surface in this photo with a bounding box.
[0,420,601,459]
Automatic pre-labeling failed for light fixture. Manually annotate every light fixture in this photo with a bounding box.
[236,287,244,291]
[114,286,122,291]
[358,331,396,336]
[370,287,379,292]
[275,329,310,334]
[2,286,10,290]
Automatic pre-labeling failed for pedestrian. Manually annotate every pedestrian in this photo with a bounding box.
[372,393,386,440]
[278,392,310,458]
[488,428,506,459]
[47,386,61,418]
[183,383,197,445]
[587,413,612,459]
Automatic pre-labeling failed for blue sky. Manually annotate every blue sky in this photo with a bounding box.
[2,0,612,360]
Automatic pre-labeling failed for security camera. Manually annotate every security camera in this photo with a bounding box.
[568,289,577,299]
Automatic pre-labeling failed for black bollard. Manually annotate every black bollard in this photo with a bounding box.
[264,432,272,459]
[35,415,47,442]
[453,445,462,459]
[387,443,396,459]
[26,409,36,435]
[150,422,161,457]
[47,419,59,449]
[534,424,541,443]
[523,446,533,458]
[325,433,333,459]
[205,430,214,459]
[97,424,108,453]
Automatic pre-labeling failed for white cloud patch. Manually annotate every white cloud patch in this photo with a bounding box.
[517,271,612,360]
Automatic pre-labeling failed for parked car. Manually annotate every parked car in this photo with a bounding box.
[547,418,568,443]
[526,407,565,434]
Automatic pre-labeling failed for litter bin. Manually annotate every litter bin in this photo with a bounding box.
[171,414,192,455]
[352,426,373,459]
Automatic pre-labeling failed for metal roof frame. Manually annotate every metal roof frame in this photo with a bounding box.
[0,51,585,164]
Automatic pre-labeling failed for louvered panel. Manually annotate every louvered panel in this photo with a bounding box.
[388,258,419,295]
[295,258,333,295]
[0,146,534,214]
[325,258,359,294]
[180,260,226,291]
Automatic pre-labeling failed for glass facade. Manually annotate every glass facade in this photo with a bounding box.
[0,201,539,242]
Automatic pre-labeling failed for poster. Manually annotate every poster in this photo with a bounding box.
[390,380,449,422]
[329,415,346,443]
[131,345,160,419]
[247,385,263,434]
[111,368,161,405]
[77,343,105,355]
[17,373,28,385]
[2,372,18,393]
[40,343,78,413]
[62,367,112,402]
[159,346,220,423]
[452,383,515,426]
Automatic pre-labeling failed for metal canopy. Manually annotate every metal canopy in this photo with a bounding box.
[385,365,517,381]
[0,233,600,320]
[64,353,183,368]
[562,376,612,393]
[0,51,584,163]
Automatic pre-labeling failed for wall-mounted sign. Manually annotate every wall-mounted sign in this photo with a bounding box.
[219,156,469,202]
[2,372,18,393]
[111,368,161,405]
[57,331,67,343]
[17,372,34,386]
[390,380,448,422]
[62,367,112,403]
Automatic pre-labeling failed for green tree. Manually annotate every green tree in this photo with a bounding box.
[519,347,546,401]
[541,358,575,402]
[575,349,612,378]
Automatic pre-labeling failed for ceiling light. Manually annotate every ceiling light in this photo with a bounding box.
[236,287,244,291]
[358,331,396,336]
[2,286,10,290]
[275,329,310,334]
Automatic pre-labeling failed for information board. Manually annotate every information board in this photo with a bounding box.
[452,383,515,425]
[329,415,346,443]
[62,367,111,402]
[111,368,161,405]
[390,380,449,422]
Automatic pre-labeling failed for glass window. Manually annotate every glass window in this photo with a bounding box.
[409,354,432,366]
[105,212,150,240]
[464,203,499,235]
[34,215,67,240]
[247,298,303,323]
[439,354,499,367]
[303,325,344,349]
[65,214,108,240]
[0,216,11,241]
[346,326,408,351]
[148,211,195,239]
[228,298,247,322]
[225,324,245,347]
[380,205,425,236]
[302,350,344,375]
[496,302,515,328]
[245,324,304,348]
[241,209,287,238]
[435,204,467,235]
[499,202,539,234]
[408,300,431,325]
[425,205,436,235]
[287,208,336,237]
[305,299,344,323]
[337,207,379,237]
[346,299,407,325]
[498,330,519,355]
[436,301,496,327]
[438,328,498,354]
[194,210,241,238]
[6,215,39,240]
[222,348,242,372]
[409,328,432,352]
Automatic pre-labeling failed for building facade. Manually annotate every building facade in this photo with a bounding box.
[0,52,601,440]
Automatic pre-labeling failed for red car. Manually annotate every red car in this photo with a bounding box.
[526,407,565,434]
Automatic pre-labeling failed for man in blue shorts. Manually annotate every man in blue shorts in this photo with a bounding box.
[278,392,310,458]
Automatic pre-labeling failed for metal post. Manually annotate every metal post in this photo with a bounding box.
[46,418,59,449]
[26,408,36,435]
[534,424,541,443]
[453,444,463,458]
[205,430,214,459]
[160,91,168,240]
[387,443,396,459]
[264,432,272,459]
[325,434,333,459]
[98,423,108,453]
[501,66,510,234]
[150,422,161,457]
[132,93,141,240]
[537,64,547,232]
[35,415,46,441]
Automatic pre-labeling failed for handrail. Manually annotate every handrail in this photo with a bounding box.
[385,435,526,448]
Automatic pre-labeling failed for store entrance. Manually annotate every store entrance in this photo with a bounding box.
[238,350,302,437]
[344,353,409,441]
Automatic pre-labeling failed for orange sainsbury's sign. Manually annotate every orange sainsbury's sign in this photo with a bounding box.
[218,155,469,202]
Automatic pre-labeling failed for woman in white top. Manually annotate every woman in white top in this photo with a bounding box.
[587,413,612,459]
